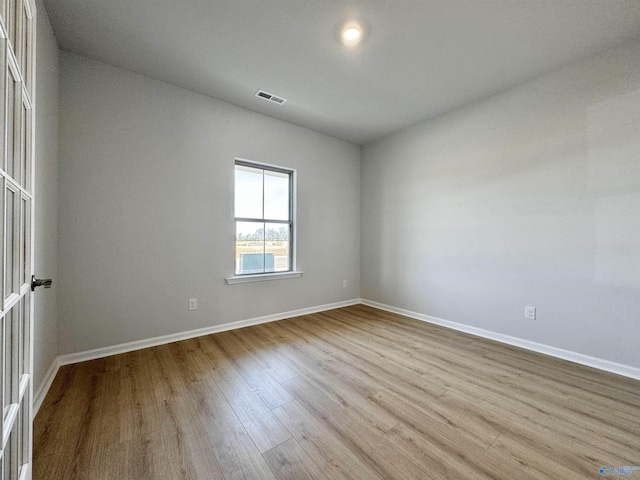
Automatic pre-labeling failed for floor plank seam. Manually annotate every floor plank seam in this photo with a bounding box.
[486,432,502,450]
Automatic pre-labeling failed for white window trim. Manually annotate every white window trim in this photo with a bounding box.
[225,271,303,285]
[230,157,298,281]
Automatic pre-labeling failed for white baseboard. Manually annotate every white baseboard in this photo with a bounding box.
[360,298,640,381]
[34,296,640,416]
[34,298,360,414]
[34,357,61,416]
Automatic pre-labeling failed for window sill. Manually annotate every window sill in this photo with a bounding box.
[225,271,304,285]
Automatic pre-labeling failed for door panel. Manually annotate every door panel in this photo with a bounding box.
[0,0,34,477]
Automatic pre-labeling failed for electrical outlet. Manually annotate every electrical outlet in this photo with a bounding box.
[188,298,198,311]
[524,306,536,320]
[343,280,348,288]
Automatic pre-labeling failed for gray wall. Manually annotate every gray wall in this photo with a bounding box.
[58,52,360,355]
[34,0,59,391]
[361,40,640,368]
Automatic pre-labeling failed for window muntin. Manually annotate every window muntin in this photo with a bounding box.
[234,160,293,275]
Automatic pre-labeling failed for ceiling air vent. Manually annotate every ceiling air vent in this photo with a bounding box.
[255,90,287,105]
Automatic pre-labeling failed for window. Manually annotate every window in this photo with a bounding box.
[234,159,295,276]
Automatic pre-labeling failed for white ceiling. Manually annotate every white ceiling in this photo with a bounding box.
[42,0,640,145]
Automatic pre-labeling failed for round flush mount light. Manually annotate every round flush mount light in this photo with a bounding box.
[341,22,363,46]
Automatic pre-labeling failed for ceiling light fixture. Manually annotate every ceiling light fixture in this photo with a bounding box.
[341,22,363,46]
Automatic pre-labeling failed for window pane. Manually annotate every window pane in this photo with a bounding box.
[7,417,17,479]
[5,188,15,299]
[20,198,31,285]
[0,0,5,33]
[265,223,289,272]
[19,291,28,377]
[24,17,32,96]
[18,299,23,377]
[21,102,28,188]
[4,308,13,412]
[6,75,15,178]
[234,165,263,219]
[20,391,28,470]
[17,396,24,470]
[235,221,265,274]
[264,170,289,220]
[19,4,27,77]
[7,0,15,49]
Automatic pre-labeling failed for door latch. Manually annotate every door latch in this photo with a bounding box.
[31,275,53,291]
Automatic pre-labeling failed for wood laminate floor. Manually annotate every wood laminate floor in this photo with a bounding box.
[34,305,640,479]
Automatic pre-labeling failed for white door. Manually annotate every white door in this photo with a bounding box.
[0,0,35,477]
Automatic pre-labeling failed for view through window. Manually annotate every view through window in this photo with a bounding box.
[234,160,293,275]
